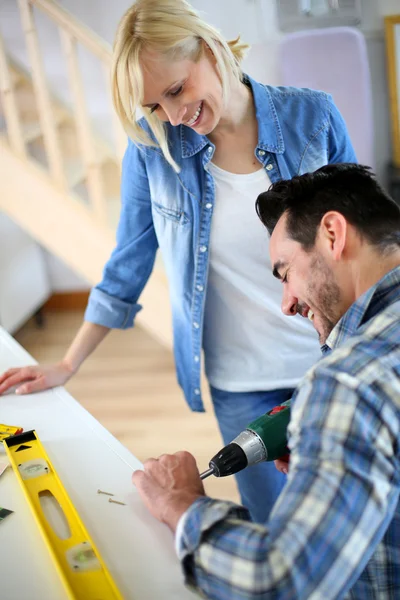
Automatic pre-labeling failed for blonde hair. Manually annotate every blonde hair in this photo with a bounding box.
[112,0,249,171]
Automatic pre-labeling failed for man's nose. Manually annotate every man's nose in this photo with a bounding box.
[281,288,298,317]
[165,104,187,126]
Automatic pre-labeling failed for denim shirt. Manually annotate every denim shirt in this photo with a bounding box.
[85,75,356,411]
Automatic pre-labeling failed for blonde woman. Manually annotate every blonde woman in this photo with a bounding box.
[0,0,356,523]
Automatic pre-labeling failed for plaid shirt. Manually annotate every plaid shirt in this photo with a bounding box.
[176,266,400,600]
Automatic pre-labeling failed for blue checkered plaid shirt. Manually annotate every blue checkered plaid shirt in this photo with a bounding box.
[176,266,400,599]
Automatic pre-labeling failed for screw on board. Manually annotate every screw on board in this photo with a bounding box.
[97,489,114,496]
[108,498,126,506]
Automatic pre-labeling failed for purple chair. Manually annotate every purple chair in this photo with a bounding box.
[279,27,374,169]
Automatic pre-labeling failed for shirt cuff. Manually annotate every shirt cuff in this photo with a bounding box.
[175,510,189,556]
[175,496,251,561]
[84,287,142,329]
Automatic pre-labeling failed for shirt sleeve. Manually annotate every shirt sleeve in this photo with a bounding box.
[327,97,358,164]
[84,139,158,329]
[176,368,400,600]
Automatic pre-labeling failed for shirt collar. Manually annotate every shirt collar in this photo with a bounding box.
[325,265,400,352]
[180,74,285,158]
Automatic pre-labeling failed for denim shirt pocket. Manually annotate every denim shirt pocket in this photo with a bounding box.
[152,202,190,226]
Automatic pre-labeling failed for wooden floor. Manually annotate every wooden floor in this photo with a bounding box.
[14,310,239,503]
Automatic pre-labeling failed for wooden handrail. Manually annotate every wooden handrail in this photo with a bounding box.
[30,0,112,64]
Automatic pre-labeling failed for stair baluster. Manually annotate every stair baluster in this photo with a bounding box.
[18,0,66,188]
[0,34,26,158]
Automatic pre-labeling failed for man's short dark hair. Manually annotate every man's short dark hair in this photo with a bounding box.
[256,163,400,251]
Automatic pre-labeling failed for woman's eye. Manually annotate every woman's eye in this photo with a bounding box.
[170,85,183,97]
[149,104,159,114]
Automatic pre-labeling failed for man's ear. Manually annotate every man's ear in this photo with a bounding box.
[319,211,347,260]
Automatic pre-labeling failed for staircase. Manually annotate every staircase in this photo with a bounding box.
[0,0,172,348]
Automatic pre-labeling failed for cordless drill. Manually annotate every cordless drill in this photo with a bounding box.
[200,398,291,480]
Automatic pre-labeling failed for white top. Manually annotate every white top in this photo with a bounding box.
[0,327,196,600]
[203,162,321,392]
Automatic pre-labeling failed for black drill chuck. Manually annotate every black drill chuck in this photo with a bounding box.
[209,442,248,477]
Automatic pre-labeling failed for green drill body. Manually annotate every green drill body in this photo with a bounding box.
[247,397,291,461]
[201,398,292,479]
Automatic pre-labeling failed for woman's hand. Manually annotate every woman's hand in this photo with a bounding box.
[0,361,75,395]
[274,453,290,475]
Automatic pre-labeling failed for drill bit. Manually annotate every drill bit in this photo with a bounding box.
[200,467,214,480]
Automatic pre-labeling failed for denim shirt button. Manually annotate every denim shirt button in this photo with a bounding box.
[193,322,200,329]
[194,355,200,362]
[200,245,207,253]
[266,163,273,171]
[207,147,213,154]
[196,285,204,292]
[258,149,266,156]
[194,388,200,395]
[205,203,212,209]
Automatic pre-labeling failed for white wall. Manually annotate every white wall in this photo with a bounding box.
[58,0,278,44]
[57,0,400,45]
[380,1,400,17]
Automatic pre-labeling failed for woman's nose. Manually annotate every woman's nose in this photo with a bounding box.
[165,104,187,127]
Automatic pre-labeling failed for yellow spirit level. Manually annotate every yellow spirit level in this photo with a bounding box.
[3,430,122,600]
[0,423,23,441]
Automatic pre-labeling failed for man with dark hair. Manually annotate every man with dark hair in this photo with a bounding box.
[133,164,400,600]
[256,162,400,251]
